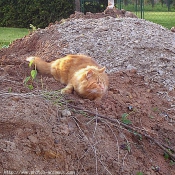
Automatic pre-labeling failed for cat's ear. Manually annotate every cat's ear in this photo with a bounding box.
[86,69,94,79]
[99,67,105,73]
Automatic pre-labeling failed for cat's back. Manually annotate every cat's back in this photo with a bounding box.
[62,54,99,69]
[52,54,100,73]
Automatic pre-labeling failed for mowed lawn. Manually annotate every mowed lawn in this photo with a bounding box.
[143,12,175,29]
[0,27,28,48]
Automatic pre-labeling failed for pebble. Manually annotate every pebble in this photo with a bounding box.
[61,109,71,117]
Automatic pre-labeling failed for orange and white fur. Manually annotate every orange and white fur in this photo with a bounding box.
[26,54,108,100]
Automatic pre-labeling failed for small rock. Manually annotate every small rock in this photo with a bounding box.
[28,135,38,144]
[158,70,164,75]
[54,139,59,144]
[128,105,133,111]
[126,64,137,70]
[61,109,71,117]
[78,99,85,104]
[171,26,175,32]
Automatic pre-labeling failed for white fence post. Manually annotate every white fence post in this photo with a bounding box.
[108,0,114,9]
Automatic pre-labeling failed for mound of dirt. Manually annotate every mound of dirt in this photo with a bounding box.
[0,11,175,175]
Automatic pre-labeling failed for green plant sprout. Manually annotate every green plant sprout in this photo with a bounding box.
[121,113,132,125]
[136,172,143,175]
[170,160,175,166]
[126,142,131,153]
[151,106,159,112]
[24,59,37,90]
[8,87,12,93]
[29,24,37,31]
[164,152,170,160]
[107,49,112,53]
[163,149,175,166]
[120,142,131,153]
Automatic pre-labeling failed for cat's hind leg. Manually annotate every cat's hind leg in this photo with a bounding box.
[61,84,74,94]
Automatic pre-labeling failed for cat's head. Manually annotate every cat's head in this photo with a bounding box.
[74,67,108,100]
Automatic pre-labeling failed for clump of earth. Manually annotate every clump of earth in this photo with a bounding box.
[0,9,175,175]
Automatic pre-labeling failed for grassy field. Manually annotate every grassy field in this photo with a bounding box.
[122,3,175,29]
[0,27,28,48]
[140,12,175,29]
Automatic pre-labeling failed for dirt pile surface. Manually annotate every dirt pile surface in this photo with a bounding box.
[0,11,175,175]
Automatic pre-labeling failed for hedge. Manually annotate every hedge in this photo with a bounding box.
[0,0,75,28]
[82,0,108,14]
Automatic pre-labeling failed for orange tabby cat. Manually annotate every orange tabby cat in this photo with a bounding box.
[26,54,108,100]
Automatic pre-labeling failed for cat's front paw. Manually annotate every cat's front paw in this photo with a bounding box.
[61,88,72,94]
[61,84,74,94]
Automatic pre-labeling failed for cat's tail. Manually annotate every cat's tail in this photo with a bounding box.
[26,56,52,75]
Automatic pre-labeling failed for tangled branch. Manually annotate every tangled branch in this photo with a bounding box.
[67,103,175,161]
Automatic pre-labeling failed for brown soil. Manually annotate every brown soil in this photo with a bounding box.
[0,11,175,175]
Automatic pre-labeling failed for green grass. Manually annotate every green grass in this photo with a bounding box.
[120,3,175,12]
[0,27,28,48]
[144,3,175,12]
[144,12,175,29]
[120,4,175,29]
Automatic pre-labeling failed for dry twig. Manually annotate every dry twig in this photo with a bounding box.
[67,103,175,161]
